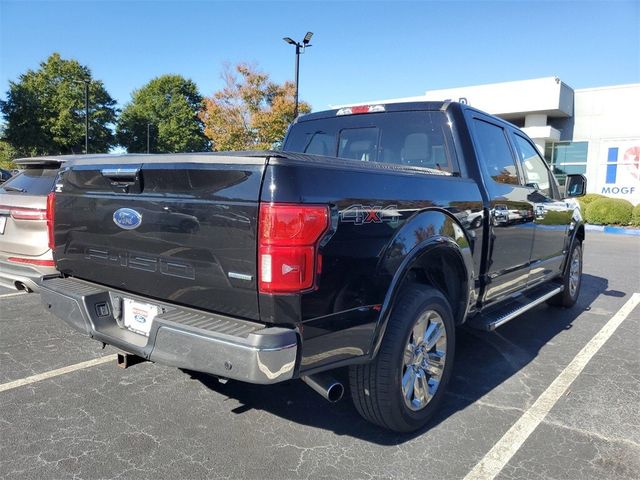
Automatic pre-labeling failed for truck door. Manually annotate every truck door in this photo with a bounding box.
[510,131,571,286]
[469,116,536,303]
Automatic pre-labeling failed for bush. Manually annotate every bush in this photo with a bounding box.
[631,204,640,227]
[537,210,573,226]
[585,198,634,225]
[577,193,606,212]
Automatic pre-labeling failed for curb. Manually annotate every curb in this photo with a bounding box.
[585,224,640,236]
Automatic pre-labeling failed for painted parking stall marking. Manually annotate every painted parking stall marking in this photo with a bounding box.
[0,354,118,393]
[0,291,27,299]
[464,293,640,480]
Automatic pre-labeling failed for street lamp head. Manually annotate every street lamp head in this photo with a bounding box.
[283,30,314,119]
[303,31,313,45]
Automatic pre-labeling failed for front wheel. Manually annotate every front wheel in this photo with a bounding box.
[349,284,455,432]
[548,241,582,308]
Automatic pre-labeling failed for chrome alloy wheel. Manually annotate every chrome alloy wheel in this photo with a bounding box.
[569,247,581,297]
[401,309,447,411]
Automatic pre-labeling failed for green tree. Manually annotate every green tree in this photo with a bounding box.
[116,75,208,153]
[200,63,311,151]
[0,53,117,155]
[0,123,18,169]
[0,140,18,170]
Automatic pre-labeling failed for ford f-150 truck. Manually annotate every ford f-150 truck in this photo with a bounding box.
[40,102,586,432]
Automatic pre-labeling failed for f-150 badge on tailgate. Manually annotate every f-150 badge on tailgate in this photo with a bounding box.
[113,208,142,230]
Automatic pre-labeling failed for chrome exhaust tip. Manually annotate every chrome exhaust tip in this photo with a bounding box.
[15,282,32,292]
[302,373,344,403]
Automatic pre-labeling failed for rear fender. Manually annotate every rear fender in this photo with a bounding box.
[370,209,475,358]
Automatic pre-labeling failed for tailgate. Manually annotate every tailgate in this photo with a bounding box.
[54,155,267,320]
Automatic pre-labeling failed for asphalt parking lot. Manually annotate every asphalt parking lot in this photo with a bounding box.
[1,231,639,480]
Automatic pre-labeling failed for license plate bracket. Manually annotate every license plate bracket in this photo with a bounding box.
[122,298,158,337]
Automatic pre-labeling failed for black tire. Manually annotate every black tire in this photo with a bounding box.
[349,284,455,432]
[548,241,583,308]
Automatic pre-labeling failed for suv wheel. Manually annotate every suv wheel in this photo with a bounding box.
[548,241,582,308]
[349,284,455,432]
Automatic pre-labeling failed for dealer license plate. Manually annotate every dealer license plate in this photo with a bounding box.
[0,216,6,235]
[123,298,158,337]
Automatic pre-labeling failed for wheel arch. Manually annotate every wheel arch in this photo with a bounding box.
[575,222,585,243]
[561,220,585,276]
[369,209,475,359]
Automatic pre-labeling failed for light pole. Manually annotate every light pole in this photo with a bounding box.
[147,123,151,153]
[73,79,91,154]
[283,31,313,119]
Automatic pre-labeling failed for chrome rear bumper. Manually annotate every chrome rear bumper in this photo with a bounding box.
[39,276,298,384]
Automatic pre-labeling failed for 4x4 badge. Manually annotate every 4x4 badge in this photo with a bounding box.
[340,204,400,225]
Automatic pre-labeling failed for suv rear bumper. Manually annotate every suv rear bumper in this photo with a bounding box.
[0,256,57,292]
[39,276,298,384]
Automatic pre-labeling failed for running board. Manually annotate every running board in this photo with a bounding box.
[468,284,564,331]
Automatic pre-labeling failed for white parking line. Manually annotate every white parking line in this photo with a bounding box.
[464,292,640,480]
[0,291,27,299]
[0,354,118,393]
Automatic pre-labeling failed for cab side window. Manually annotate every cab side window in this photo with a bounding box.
[512,134,553,197]
[472,119,520,185]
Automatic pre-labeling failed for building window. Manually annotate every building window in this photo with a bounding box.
[544,141,588,185]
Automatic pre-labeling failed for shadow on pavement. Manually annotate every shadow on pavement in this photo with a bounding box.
[186,273,615,445]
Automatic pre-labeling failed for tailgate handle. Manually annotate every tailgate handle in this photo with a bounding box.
[101,168,140,182]
[101,167,142,193]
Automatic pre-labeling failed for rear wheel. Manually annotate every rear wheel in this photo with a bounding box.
[349,284,455,432]
[548,241,582,308]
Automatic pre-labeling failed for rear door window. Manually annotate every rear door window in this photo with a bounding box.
[472,119,520,185]
[0,167,59,195]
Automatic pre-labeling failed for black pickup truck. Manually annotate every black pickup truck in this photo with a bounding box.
[40,102,586,432]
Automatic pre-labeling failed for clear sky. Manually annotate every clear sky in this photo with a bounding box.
[1,0,639,113]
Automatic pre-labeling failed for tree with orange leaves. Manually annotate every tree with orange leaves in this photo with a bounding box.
[199,63,311,151]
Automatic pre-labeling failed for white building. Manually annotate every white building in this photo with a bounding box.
[361,77,640,204]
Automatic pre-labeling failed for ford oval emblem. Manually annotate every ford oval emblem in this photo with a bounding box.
[113,208,142,230]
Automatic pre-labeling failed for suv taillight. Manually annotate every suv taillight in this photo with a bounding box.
[258,203,329,294]
[46,192,55,250]
[0,206,46,220]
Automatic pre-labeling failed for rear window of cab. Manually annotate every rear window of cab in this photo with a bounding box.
[0,167,59,195]
[283,111,456,173]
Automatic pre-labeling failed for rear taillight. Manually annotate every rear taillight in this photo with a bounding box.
[46,192,55,250]
[0,206,47,220]
[258,203,329,294]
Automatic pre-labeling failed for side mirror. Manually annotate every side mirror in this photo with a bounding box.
[565,174,587,197]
